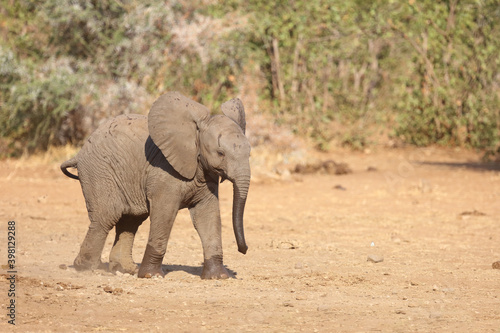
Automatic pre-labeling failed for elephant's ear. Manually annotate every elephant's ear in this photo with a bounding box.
[148,92,210,179]
[221,98,246,134]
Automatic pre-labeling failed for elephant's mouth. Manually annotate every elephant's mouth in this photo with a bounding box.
[214,167,228,183]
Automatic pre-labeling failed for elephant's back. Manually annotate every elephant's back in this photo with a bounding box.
[77,114,150,215]
[79,115,149,167]
[87,114,148,146]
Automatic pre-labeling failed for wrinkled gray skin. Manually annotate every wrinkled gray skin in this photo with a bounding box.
[60,92,251,279]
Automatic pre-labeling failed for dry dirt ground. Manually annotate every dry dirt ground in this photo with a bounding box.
[1,147,499,332]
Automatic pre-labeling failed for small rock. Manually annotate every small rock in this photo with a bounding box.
[271,239,300,249]
[459,210,486,218]
[112,287,123,295]
[283,302,294,307]
[367,254,384,263]
[367,166,378,172]
[59,264,67,270]
[432,285,439,291]
[55,284,64,291]
[492,261,500,270]
[205,298,218,304]
[395,309,406,315]
[294,262,303,269]
[333,184,347,191]
[317,305,330,311]
[103,286,113,293]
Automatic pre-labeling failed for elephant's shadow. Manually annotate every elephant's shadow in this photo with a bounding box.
[80,262,238,278]
[163,264,237,278]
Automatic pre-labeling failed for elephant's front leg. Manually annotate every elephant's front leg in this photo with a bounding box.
[189,196,230,279]
[138,198,179,278]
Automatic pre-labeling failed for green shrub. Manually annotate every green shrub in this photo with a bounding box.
[0,0,499,154]
[0,49,83,155]
[392,0,500,150]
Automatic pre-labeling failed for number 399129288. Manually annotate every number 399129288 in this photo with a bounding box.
[7,220,16,269]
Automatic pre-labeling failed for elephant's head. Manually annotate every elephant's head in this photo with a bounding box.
[148,92,251,254]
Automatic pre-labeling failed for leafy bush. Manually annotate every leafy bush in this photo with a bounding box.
[0,0,499,155]
[392,0,500,151]
[0,49,84,155]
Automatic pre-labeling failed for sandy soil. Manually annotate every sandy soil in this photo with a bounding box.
[0,147,499,332]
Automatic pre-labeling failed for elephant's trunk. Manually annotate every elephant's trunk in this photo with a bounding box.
[232,171,250,254]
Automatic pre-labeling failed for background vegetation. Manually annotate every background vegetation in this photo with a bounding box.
[1,0,499,156]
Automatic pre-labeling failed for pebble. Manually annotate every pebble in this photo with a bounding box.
[317,305,330,311]
[492,261,500,269]
[103,286,114,293]
[333,184,347,191]
[59,264,67,270]
[367,254,384,263]
[271,239,300,249]
[113,287,124,295]
[294,262,303,269]
[205,298,218,304]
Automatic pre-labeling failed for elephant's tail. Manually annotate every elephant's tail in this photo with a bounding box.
[60,157,79,180]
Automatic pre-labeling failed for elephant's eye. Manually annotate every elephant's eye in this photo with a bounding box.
[217,150,225,158]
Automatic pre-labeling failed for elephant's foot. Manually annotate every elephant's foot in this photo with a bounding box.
[109,260,138,275]
[109,247,138,274]
[138,264,165,278]
[73,253,103,271]
[138,244,167,278]
[201,256,230,280]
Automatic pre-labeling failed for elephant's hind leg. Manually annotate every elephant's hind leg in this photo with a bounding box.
[74,211,118,271]
[109,214,147,274]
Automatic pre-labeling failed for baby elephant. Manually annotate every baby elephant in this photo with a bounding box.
[61,92,251,279]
